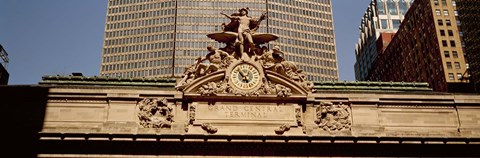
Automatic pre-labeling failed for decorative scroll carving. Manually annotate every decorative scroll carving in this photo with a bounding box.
[201,123,218,134]
[314,102,351,131]
[189,104,196,124]
[184,104,197,133]
[295,105,303,126]
[295,105,307,134]
[137,98,173,128]
[274,124,291,135]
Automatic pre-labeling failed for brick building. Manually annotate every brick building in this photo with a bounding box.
[366,0,469,92]
[457,0,480,92]
[354,0,414,81]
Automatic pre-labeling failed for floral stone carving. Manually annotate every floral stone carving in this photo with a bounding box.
[314,102,351,131]
[137,98,174,128]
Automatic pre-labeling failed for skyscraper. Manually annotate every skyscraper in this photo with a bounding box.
[0,44,9,85]
[100,0,338,81]
[366,0,470,92]
[354,0,413,81]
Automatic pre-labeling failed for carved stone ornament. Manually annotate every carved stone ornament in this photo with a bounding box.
[314,102,352,131]
[137,98,174,128]
[197,77,292,97]
[183,104,197,133]
[188,104,196,124]
[201,123,218,134]
[295,105,303,126]
[175,7,314,95]
[274,123,291,135]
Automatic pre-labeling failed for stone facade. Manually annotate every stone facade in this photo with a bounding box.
[18,76,478,157]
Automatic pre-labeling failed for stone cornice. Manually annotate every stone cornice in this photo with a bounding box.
[39,132,480,144]
[313,81,432,92]
[39,75,176,88]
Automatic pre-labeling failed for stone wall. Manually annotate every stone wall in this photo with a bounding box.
[41,87,480,138]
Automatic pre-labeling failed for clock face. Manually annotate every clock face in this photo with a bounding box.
[230,64,261,90]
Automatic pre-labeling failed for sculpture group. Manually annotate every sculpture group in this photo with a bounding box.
[176,8,313,94]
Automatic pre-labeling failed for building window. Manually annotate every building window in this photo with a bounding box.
[452,51,459,58]
[448,30,454,36]
[442,40,448,47]
[434,0,439,5]
[457,73,463,80]
[438,19,443,26]
[450,40,456,47]
[442,0,447,5]
[449,73,455,80]
[378,1,386,15]
[392,20,401,29]
[388,0,398,15]
[381,19,388,29]
[444,51,450,57]
[436,9,441,16]
[399,1,408,14]
[447,62,452,69]
[455,62,461,69]
[454,10,458,16]
[444,10,449,16]
[446,19,452,26]
[452,0,457,6]
[440,30,446,36]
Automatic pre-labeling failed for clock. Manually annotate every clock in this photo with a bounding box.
[230,63,261,90]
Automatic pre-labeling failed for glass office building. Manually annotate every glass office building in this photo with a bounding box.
[101,0,337,81]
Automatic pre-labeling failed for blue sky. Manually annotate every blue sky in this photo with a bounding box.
[0,0,370,85]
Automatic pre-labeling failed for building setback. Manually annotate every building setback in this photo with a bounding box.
[367,0,469,92]
[0,44,9,85]
[355,0,414,81]
[457,0,480,92]
[100,0,338,81]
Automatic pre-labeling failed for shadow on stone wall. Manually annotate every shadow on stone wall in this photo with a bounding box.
[0,85,48,158]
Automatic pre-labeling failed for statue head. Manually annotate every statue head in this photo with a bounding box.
[272,46,280,52]
[239,7,249,15]
[207,45,215,51]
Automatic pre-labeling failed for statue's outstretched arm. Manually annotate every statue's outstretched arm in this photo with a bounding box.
[220,11,238,20]
[259,11,267,21]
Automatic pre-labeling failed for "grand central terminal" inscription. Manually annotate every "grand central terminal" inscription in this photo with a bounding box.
[208,104,284,118]
[195,103,296,124]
